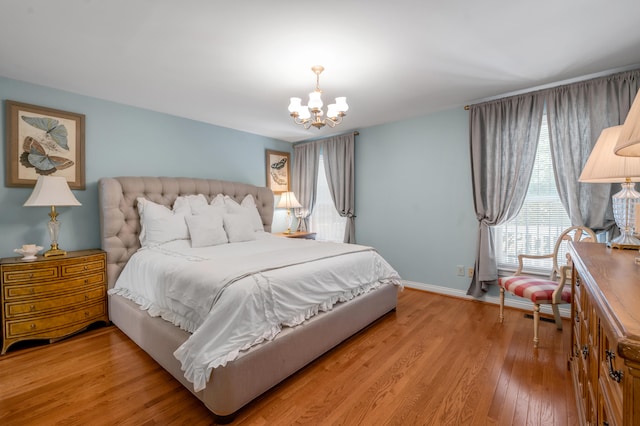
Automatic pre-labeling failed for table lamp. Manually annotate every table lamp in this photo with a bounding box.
[276,191,302,234]
[24,176,81,257]
[579,125,640,249]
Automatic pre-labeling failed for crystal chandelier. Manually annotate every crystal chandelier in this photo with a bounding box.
[288,65,349,129]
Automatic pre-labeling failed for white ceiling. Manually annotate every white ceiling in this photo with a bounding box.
[1,1,640,143]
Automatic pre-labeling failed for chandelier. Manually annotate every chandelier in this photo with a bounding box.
[288,65,349,129]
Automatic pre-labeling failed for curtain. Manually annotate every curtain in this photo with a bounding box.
[467,94,545,297]
[322,133,356,243]
[292,141,321,232]
[547,69,640,234]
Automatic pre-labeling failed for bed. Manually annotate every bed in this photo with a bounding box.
[98,176,400,423]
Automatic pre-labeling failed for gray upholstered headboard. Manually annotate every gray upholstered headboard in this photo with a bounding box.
[98,176,274,289]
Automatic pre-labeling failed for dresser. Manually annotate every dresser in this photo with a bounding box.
[1,249,108,354]
[569,242,640,426]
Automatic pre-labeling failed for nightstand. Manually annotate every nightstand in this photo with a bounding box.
[275,231,317,240]
[1,249,109,354]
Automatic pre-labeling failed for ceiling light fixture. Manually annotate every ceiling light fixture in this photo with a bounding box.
[288,65,348,129]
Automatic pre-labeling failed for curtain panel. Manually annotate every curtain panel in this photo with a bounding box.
[467,95,545,297]
[547,69,640,233]
[292,142,321,232]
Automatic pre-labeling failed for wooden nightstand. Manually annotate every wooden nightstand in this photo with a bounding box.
[275,231,317,240]
[1,249,109,354]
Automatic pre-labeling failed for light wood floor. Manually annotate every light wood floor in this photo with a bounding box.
[0,289,577,425]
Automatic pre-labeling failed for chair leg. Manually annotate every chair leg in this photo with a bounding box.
[552,304,563,330]
[533,304,540,348]
[499,287,505,323]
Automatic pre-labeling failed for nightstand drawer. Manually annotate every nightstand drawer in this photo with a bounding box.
[3,272,105,300]
[5,285,105,318]
[2,265,59,284]
[6,301,106,338]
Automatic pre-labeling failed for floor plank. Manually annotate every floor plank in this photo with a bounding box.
[0,289,577,425]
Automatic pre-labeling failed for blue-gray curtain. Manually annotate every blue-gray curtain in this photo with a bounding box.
[292,141,321,232]
[322,133,356,243]
[467,94,545,297]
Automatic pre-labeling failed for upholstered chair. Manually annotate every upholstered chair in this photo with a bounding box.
[498,225,596,348]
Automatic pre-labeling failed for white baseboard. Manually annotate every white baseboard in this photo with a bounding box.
[401,280,571,318]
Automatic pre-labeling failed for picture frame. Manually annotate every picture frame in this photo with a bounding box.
[265,149,290,194]
[5,100,85,189]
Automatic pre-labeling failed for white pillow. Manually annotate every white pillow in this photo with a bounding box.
[175,194,208,213]
[223,213,256,243]
[137,198,190,247]
[185,214,228,247]
[224,194,264,232]
[210,193,225,208]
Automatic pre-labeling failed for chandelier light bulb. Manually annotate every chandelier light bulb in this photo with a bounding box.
[288,65,348,129]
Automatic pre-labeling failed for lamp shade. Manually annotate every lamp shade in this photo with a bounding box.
[579,126,640,183]
[614,90,640,156]
[276,191,302,209]
[23,176,82,207]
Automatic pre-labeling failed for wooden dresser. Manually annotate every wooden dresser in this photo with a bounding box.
[1,249,108,354]
[569,242,640,426]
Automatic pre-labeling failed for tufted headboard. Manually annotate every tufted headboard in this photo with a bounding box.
[98,176,274,289]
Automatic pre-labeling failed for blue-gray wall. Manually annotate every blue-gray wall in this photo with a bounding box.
[0,76,478,294]
[0,76,292,258]
[355,109,477,294]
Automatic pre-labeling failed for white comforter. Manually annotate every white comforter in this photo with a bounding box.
[109,233,401,391]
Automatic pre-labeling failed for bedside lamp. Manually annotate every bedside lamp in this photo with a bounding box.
[24,176,81,257]
[276,191,302,234]
[614,90,640,156]
[579,125,640,249]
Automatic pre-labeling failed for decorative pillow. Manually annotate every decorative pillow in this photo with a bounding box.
[224,194,264,232]
[210,194,225,208]
[185,214,228,247]
[223,213,257,243]
[175,194,208,213]
[137,198,190,247]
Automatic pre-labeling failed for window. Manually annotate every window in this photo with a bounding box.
[310,152,347,242]
[495,113,572,275]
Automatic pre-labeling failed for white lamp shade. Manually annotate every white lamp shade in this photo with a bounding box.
[298,106,311,120]
[276,191,302,209]
[335,96,348,112]
[24,176,82,207]
[308,91,323,111]
[579,125,640,183]
[327,103,339,119]
[615,90,640,156]
[288,97,302,114]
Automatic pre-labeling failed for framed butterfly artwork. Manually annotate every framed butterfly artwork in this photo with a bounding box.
[265,149,290,194]
[5,100,85,189]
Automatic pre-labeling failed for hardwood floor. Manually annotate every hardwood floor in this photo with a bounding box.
[0,289,577,425]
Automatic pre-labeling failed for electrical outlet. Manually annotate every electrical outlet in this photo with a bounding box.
[456,265,465,276]
[468,267,474,277]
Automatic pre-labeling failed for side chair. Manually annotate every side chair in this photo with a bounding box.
[498,225,597,348]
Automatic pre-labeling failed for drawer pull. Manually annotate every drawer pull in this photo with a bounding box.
[29,304,36,312]
[29,273,34,279]
[84,311,90,317]
[605,350,623,383]
[84,279,89,284]
[30,323,36,330]
[83,266,88,271]
[85,294,89,300]
[582,345,589,359]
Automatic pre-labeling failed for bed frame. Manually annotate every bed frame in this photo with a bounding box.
[98,176,398,422]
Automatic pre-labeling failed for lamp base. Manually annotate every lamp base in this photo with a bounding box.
[607,232,640,250]
[44,244,66,257]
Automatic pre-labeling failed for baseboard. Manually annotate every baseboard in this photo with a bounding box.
[402,280,571,318]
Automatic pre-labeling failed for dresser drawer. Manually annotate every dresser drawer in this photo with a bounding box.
[3,272,105,300]
[61,256,105,277]
[4,285,105,318]
[2,265,59,284]
[5,301,106,338]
